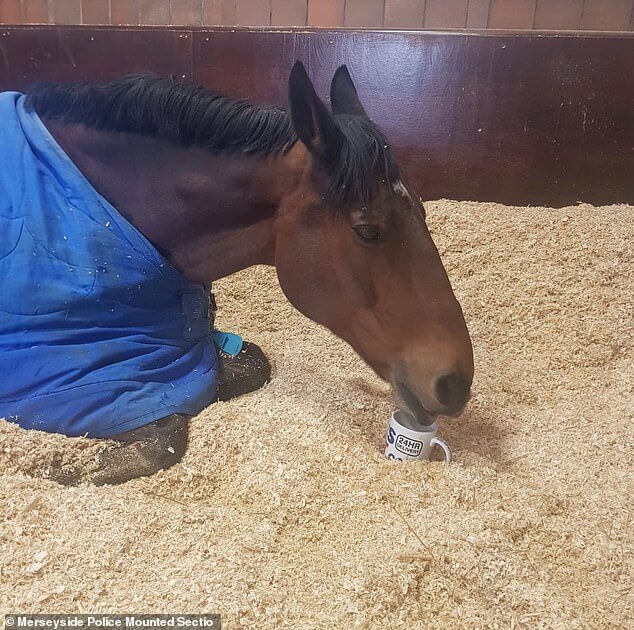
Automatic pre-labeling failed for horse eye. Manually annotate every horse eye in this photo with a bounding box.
[353,225,382,242]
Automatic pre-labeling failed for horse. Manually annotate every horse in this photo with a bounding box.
[0,62,473,484]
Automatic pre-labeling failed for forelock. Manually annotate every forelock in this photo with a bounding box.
[323,114,400,212]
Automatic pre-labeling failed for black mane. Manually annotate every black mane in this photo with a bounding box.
[25,73,399,208]
[25,74,296,157]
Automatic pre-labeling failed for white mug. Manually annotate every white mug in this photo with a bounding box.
[384,410,451,463]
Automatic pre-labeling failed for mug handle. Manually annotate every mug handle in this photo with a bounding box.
[430,437,451,464]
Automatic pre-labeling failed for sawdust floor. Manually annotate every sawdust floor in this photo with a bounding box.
[1,201,632,629]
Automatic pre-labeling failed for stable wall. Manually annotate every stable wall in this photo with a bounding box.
[0,26,632,206]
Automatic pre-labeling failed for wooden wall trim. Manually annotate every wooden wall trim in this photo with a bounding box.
[3,0,634,31]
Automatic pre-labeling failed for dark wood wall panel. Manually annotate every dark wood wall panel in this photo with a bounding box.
[0,26,193,88]
[193,29,634,206]
[0,26,632,207]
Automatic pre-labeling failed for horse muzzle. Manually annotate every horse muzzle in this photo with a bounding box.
[393,369,471,425]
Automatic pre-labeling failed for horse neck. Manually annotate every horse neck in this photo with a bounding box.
[44,120,302,284]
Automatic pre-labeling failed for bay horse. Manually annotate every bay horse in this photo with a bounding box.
[1,62,473,484]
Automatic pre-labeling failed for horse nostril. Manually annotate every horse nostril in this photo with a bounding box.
[435,372,471,414]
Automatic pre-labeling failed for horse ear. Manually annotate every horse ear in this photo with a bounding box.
[330,65,367,117]
[288,61,342,167]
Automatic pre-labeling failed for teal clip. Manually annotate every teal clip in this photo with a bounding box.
[212,330,244,357]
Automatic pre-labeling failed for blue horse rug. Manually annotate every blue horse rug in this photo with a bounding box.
[0,92,218,437]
